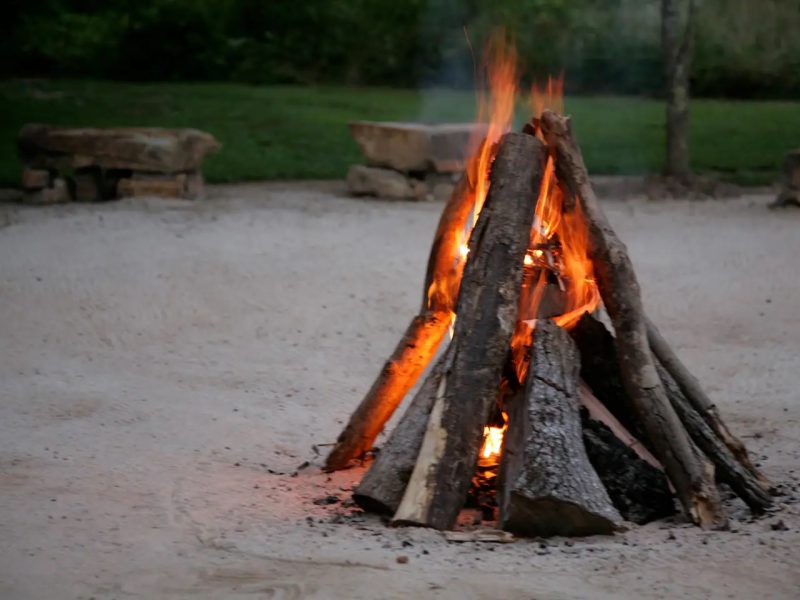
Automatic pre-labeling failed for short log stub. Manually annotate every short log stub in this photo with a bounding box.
[498,319,622,537]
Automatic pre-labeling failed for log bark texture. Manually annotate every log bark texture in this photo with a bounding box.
[656,361,772,512]
[353,355,446,514]
[325,311,449,470]
[540,109,723,527]
[647,318,768,487]
[392,132,545,530]
[498,320,622,537]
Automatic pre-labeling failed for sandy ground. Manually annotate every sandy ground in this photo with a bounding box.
[1,182,799,599]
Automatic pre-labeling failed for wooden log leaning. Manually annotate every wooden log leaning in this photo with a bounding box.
[656,361,773,512]
[573,312,771,514]
[325,311,449,471]
[353,355,447,514]
[646,318,769,488]
[392,132,545,530]
[327,160,476,471]
[539,109,724,527]
[498,320,622,537]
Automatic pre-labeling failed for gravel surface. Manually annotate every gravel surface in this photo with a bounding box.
[1,182,798,599]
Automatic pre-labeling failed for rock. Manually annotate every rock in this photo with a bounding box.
[771,149,800,208]
[117,172,202,199]
[23,177,71,204]
[73,167,105,202]
[18,124,220,174]
[20,168,51,190]
[349,122,485,173]
[346,165,426,200]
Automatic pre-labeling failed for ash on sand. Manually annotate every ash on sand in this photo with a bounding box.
[0,183,798,599]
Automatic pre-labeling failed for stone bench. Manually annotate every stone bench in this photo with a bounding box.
[771,149,800,208]
[18,124,220,203]
[347,121,487,201]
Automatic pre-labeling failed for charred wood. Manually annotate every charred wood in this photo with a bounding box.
[581,410,675,524]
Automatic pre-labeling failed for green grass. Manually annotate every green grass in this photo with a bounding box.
[2,79,798,186]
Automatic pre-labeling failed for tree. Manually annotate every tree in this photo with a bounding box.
[661,0,697,182]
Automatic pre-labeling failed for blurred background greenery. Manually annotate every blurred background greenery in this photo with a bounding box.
[2,0,798,185]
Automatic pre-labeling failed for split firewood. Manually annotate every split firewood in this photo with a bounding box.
[392,132,545,530]
[325,311,450,470]
[498,320,622,537]
[353,355,447,514]
[646,317,769,488]
[539,109,724,528]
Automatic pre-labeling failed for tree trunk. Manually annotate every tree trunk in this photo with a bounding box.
[353,355,447,514]
[539,109,724,528]
[498,320,622,537]
[392,132,545,530]
[662,0,696,182]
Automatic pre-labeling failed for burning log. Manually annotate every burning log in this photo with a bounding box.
[539,110,724,528]
[325,310,449,470]
[353,355,447,514]
[498,320,622,537]
[391,132,545,530]
[326,155,476,471]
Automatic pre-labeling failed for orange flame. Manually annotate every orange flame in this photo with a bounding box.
[427,33,599,460]
[426,31,517,319]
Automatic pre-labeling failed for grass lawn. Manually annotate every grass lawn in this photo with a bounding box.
[1,79,798,186]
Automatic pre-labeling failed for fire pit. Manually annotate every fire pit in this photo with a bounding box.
[326,38,772,537]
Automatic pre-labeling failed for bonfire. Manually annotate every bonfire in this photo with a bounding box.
[324,35,771,537]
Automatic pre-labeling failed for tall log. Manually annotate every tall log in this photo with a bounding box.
[539,109,724,527]
[392,132,545,530]
[498,320,622,537]
[353,355,447,514]
[325,311,449,470]
[646,318,769,487]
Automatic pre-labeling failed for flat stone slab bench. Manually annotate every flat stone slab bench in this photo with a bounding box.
[771,149,800,208]
[17,124,220,203]
[347,121,486,201]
